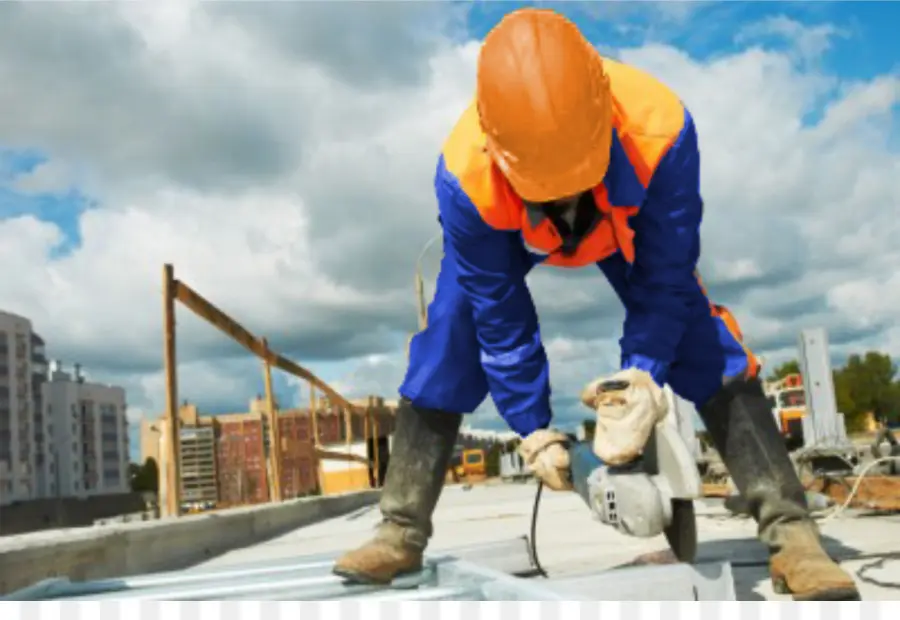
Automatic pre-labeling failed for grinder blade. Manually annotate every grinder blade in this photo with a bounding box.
[664,498,697,563]
[644,424,702,564]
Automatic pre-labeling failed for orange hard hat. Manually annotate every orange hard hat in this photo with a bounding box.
[477,9,613,203]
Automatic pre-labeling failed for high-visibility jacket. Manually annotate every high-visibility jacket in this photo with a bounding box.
[433,58,715,434]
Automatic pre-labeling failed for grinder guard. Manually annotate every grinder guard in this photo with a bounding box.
[568,423,702,563]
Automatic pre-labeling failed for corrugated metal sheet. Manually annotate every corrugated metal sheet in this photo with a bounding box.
[1,538,736,601]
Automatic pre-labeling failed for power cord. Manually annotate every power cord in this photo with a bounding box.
[856,553,900,589]
[529,480,548,578]
[820,456,900,522]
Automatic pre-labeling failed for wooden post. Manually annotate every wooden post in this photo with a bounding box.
[371,396,381,487]
[363,399,371,488]
[262,338,282,503]
[342,405,352,487]
[310,386,320,446]
[343,406,352,448]
[162,264,182,518]
[309,386,324,494]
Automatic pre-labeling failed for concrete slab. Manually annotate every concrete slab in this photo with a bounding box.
[194,481,900,601]
[0,489,380,595]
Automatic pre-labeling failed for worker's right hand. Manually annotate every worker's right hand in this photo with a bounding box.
[581,367,668,466]
[518,429,573,491]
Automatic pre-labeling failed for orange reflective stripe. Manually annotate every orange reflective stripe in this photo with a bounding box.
[695,271,758,378]
[604,58,686,188]
[720,307,760,380]
[443,103,520,231]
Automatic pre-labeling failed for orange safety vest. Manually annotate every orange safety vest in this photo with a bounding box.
[441,58,688,269]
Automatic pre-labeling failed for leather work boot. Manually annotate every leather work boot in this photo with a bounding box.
[698,377,860,601]
[332,398,462,585]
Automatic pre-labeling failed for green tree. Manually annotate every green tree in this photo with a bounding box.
[767,360,801,381]
[839,352,900,421]
[832,370,856,421]
[130,458,159,493]
[485,443,502,477]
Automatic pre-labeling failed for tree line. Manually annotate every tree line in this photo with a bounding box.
[767,350,900,431]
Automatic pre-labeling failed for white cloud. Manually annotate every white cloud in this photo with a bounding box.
[736,15,849,62]
[0,4,897,443]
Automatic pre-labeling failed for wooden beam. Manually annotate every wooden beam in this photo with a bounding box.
[162,264,182,518]
[315,448,369,465]
[171,280,361,412]
[262,338,282,503]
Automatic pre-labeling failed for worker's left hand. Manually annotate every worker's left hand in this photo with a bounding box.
[581,368,669,466]
[518,429,573,491]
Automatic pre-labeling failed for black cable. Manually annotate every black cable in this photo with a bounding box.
[529,480,548,577]
[856,552,900,589]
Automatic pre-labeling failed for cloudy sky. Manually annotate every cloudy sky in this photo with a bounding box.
[0,1,898,460]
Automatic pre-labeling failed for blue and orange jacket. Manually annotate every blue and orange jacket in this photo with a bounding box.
[435,58,708,436]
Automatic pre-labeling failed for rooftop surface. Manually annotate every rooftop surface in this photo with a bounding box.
[195,481,900,601]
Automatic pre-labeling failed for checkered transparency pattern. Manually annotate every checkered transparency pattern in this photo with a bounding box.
[3,601,900,620]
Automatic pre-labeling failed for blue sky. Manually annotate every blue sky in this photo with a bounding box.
[5,1,896,264]
[464,0,900,81]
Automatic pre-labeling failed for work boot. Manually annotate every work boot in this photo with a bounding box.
[698,377,860,601]
[332,398,461,584]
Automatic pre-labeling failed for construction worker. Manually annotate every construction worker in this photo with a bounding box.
[333,9,860,601]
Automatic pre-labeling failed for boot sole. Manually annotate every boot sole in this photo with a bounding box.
[773,578,861,601]
[792,587,862,602]
[332,565,422,586]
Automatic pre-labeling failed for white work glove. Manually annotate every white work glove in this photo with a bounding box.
[580,367,669,466]
[517,429,573,491]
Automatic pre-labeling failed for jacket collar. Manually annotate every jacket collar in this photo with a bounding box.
[521,128,646,229]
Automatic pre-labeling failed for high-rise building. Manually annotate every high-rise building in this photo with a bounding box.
[31,333,50,496]
[0,310,43,506]
[41,361,129,497]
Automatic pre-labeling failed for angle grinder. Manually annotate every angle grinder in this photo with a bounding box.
[568,422,703,563]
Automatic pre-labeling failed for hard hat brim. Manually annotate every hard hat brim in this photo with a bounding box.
[489,129,612,204]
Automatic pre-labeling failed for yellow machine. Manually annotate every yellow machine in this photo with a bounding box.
[446,447,465,483]
[764,373,807,450]
[462,449,487,482]
[446,447,487,483]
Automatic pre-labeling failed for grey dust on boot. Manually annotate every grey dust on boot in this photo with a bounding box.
[333,399,462,585]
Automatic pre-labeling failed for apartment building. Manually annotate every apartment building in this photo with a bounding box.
[215,409,269,506]
[41,362,129,498]
[0,310,45,506]
[142,397,397,509]
[179,425,218,506]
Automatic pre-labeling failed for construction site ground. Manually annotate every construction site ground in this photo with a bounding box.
[193,480,900,601]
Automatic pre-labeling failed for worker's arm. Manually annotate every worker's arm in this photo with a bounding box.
[620,109,707,386]
[436,157,552,437]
